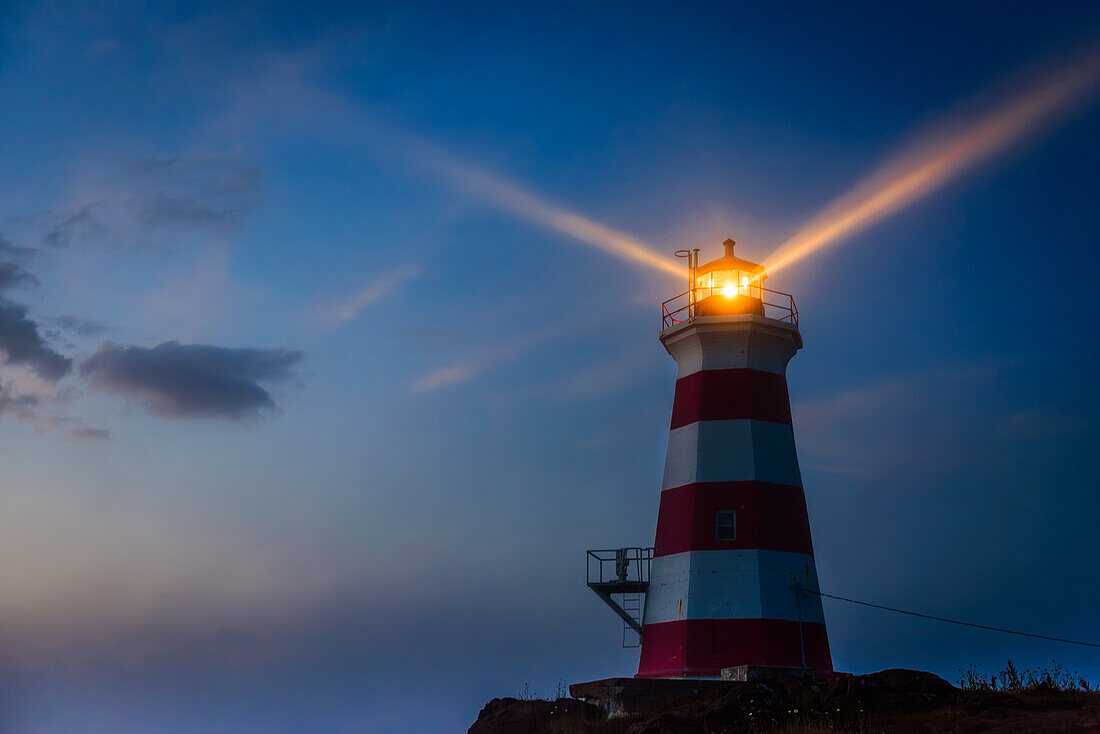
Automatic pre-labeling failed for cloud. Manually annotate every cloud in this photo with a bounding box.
[0,233,42,291]
[410,358,485,393]
[0,261,39,290]
[408,309,638,394]
[316,266,420,325]
[43,202,107,247]
[0,299,73,381]
[43,152,261,250]
[126,154,261,230]
[80,340,302,419]
[0,362,71,424]
[0,388,40,419]
[51,314,108,337]
[0,232,39,260]
[410,333,548,394]
[65,425,110,442]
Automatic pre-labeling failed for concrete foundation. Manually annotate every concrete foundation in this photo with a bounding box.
[721,665,813,682]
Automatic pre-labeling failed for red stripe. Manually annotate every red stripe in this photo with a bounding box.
[653,482,815,558]
[637,618,833,678]
[670,368,792,429]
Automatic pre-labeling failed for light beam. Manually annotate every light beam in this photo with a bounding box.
[761,51,1100,278]
[404,145,684,278]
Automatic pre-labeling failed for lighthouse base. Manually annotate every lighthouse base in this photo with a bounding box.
[720,664,813,682]
[571,668,846,717]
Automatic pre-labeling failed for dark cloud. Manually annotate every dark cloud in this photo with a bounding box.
[80,341,301,419]
[0,261,39,290]
[0,299,73,381]
[65,425,111,442]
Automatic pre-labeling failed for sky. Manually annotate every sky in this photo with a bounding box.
[1,1,1100,732]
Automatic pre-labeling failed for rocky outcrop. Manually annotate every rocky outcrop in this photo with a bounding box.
[468,697,600,734]
[468,669,1100,733]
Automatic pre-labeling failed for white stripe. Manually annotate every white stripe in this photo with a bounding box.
[660,316,801,379]
[662,419,803,489]
[642,549,825,625]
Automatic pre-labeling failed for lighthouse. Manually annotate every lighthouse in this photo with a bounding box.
[584,238,832,682]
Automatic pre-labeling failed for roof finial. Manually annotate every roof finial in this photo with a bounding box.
[723,238,736,257]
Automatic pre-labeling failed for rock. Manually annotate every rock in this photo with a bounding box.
[471,670,1100,733]
[623,712,697,734]
[820,668,958,715]
[702,681,792,730]
[467,696,600,734]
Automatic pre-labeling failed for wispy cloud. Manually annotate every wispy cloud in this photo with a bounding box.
[0,232,40,261]
[410,357,486,394]
[51,314,108,337]
[315,266,420,325]
[65,425,110,442]
[43,151,262,251]
[43,202,108,248]
[125,154,261,230]
[410,329,553,394]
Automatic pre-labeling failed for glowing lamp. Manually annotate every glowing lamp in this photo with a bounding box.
[693,239,767,317]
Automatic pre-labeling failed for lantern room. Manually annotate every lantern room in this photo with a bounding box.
[662,238,798,329]
[692,238,766,317]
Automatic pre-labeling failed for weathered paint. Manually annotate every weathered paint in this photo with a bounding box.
[642,549,825,625]
[638,619,833,678]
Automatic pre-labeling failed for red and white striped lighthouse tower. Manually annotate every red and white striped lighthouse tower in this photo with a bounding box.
[637,239,833,678]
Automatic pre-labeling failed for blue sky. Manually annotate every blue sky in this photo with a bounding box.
[1,1,1099,732]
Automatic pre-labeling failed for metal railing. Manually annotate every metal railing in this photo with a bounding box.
[586,547,653,586]
[661,285,799,330]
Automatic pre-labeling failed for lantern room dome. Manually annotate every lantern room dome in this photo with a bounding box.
[695,238,766,278]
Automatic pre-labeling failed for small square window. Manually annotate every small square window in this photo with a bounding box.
[715,510,736,541]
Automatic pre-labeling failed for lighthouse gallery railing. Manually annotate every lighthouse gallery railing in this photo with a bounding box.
[661,286,799,330]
